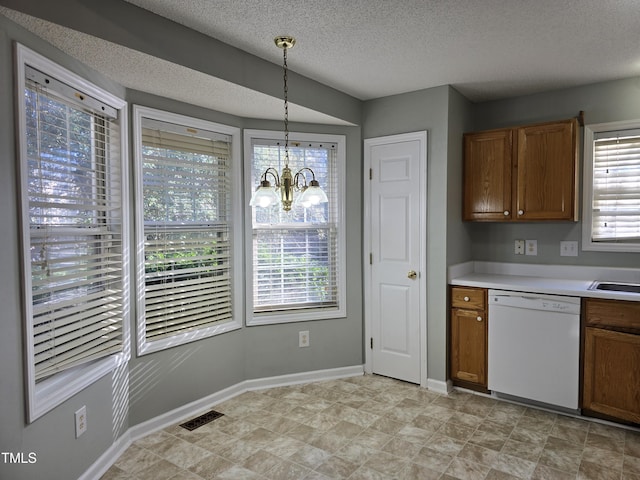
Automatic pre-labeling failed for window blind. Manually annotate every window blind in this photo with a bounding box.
[251,140,340,312]
[140,120,233,342]
[24,73,124,382]
[592,129,640,241]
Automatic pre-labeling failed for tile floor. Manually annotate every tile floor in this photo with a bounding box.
[101,374,640,480]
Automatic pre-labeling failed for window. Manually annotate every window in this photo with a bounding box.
[133,106,242,354]
[583,120,640,252]
[245,130,346,325]
[15,44,129,422]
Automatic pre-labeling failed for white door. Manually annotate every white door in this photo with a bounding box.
[364,132,426,385]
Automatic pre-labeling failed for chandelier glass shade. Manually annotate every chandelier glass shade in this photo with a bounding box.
[249,36,328,212]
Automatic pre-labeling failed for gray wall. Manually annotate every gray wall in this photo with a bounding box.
[446,88,474,266]
[242,118,364,382]
[0,12,363,480]
[0,15,132,480]
[362,86,457,384]
[468,77,640,267]
[125,104,365,427]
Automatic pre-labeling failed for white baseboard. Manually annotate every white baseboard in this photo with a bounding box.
[127,383,246,442]
[244,365,365,392]
[79,364,364,480]
[426,378,452,395]
[77,431,132,480]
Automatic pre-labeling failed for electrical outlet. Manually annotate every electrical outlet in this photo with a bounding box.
[560,240,578,257]
[75,406,87,438]
[525,239,538,256]
[514,239,525,255]
[298,330,310,348]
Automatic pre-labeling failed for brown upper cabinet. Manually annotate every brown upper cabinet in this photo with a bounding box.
[463,118,579,222]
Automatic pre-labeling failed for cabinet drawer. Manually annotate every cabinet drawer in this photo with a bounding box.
[584,298,640,333]
[451,287,486,310]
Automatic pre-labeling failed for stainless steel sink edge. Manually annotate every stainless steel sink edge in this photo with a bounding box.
[588,281,640,294]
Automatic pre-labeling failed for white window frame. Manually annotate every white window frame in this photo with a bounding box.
[133,106,243,355]
[583,119,640,252]
[244,129,346,326]
[15,44,130,422]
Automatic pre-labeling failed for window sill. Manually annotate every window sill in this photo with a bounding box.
[28,351,128,423]
[582,240,640,253]
[137,319,242,356]
[247,307,346,326]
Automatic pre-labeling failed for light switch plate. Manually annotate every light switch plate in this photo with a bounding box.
[560,241,578,257]
[514,239,525,255]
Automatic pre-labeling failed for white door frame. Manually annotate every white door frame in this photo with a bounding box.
[363,131,428,388]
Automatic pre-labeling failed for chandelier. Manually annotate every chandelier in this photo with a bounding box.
[249,36,328,212]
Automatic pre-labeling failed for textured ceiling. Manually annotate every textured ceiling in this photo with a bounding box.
[3,1,640,124]
[122,0,640,101]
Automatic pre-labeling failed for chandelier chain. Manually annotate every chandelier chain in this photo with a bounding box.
[283,45,289,165]
[247,36,327,212]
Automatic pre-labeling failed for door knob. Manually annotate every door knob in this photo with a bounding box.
[408,270,417,279]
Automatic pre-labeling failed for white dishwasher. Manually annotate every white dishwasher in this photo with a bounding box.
[488,290,581,410]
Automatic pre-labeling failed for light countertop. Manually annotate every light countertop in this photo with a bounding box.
[449,261,640,302]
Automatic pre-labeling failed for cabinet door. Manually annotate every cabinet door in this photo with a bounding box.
[583,327,640,424]
[451,308,487,387]
[516,119,578,221]
[463,129,513,221]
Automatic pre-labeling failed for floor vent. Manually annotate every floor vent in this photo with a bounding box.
[179,410,224,431]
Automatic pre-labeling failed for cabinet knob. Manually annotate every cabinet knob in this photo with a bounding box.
[476,316,483,322]
[518,209,524,215]
[464,296,470,301]
[503,210,510,216]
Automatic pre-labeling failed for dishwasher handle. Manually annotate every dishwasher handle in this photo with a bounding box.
[488,291,581,314]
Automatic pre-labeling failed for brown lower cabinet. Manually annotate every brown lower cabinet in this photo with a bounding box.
[582,298,640,425]
[450,286,488,392]
[447,288,640,426]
